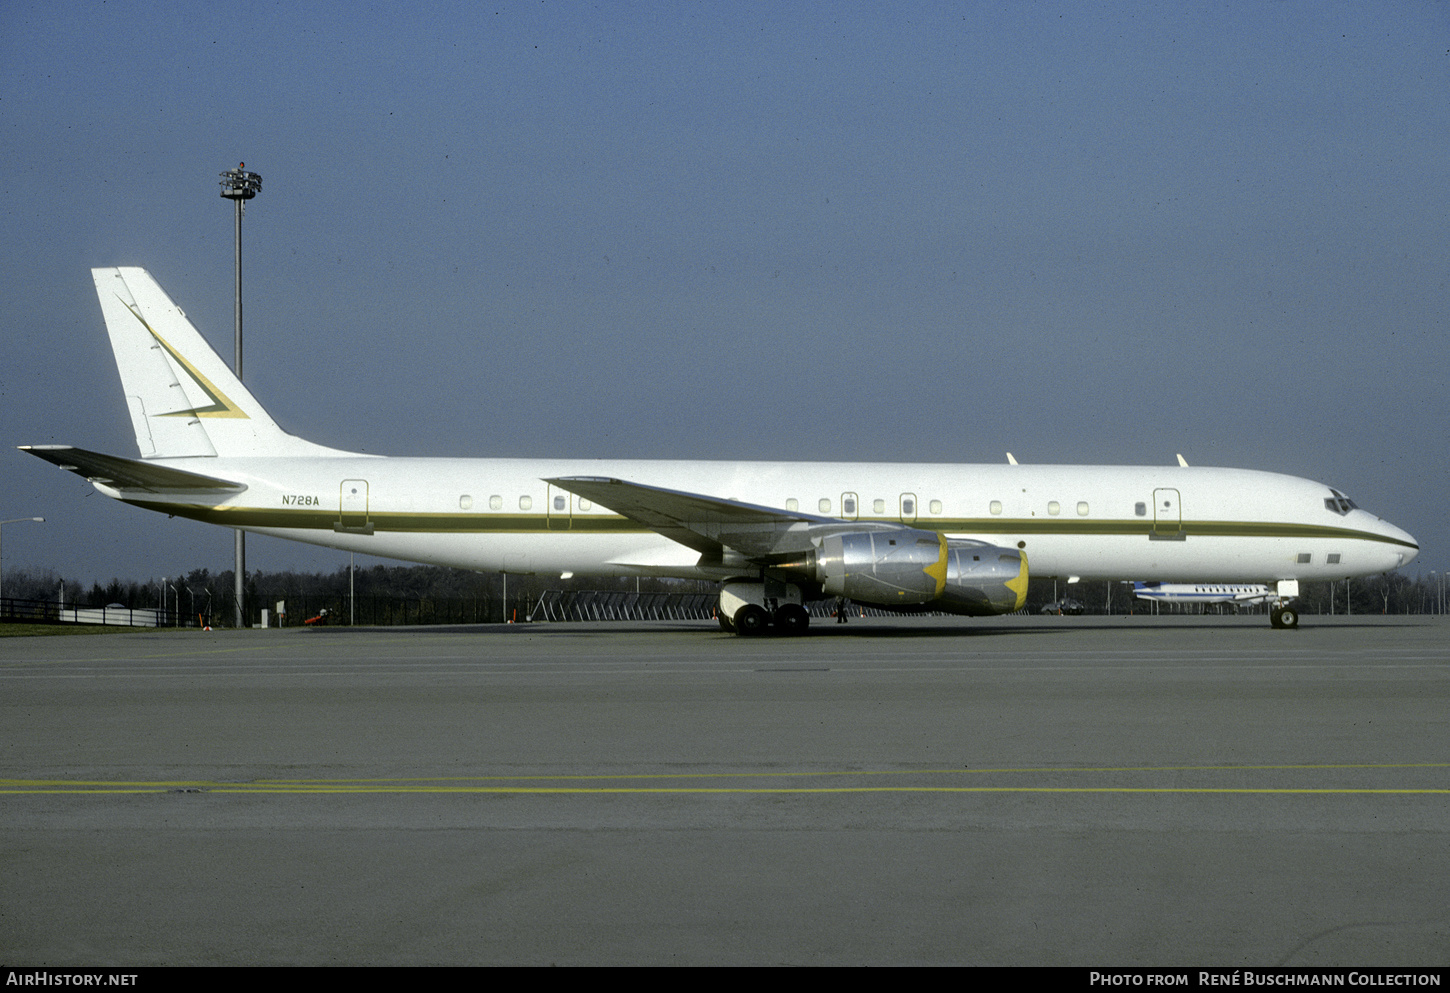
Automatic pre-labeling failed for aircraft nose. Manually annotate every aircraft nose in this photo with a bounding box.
[1384,521,1419,570]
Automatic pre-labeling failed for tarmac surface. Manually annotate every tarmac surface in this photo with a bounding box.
[2,614,1447,966]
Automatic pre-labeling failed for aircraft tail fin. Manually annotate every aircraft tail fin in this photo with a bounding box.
[92,267,340,459]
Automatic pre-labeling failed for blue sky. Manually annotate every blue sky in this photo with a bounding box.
[2,1,1446,586]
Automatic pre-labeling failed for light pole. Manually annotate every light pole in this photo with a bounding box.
[0,517,45,603]
[219,163,261,628]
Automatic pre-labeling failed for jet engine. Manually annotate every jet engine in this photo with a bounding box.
[802,530,1027,616]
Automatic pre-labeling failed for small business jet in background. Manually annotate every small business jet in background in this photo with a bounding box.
[22,268,1419,633]
[1132,582,1275,611]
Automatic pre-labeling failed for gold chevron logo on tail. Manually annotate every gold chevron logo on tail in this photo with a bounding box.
[120,298,248,419]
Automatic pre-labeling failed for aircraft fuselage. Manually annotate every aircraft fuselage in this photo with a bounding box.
[108,456,1417,584]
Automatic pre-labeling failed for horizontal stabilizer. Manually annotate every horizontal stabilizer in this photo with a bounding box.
[19,445,247,493]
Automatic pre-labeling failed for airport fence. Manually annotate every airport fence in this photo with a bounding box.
[8,588,1375,631]
[238,594,499,627]
[0,597,173,628]
[0,590,1024,629]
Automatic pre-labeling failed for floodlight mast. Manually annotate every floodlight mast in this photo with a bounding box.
[219,163,261,628]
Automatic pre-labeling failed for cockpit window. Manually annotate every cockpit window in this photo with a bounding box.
[1324,488,1358,516]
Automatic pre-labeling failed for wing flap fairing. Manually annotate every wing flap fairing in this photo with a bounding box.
[546,475,913,560]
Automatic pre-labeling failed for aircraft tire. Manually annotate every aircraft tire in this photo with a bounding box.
[734,604,771,636]
[1272,606,1299,629]
[774,604,810,635]
[718,613,735,633]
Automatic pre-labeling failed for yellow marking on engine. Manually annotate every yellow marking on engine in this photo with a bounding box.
[922,534,948,595]
[1006,551,1029,610]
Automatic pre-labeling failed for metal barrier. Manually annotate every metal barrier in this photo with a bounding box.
[532,591,720,622]
[530,591,916,623]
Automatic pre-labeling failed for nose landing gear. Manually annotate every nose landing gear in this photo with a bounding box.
[1270,604,1299,629]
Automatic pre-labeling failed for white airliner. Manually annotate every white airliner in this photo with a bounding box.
[21,268,1419,633]
[1132,582,1275,608]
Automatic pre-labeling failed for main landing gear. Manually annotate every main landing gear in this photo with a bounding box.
[718,580,811,636]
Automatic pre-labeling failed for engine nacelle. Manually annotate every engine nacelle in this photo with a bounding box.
[806,531,1027,616]
[816,529,947,604]
[938,539,1029,616]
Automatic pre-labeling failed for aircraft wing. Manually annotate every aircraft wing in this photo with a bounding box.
[20,445,248,493]
[546,475,908,560]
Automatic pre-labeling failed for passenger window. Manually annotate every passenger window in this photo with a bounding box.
[553,495,566,511]
[1297,553,1311,564]
[1048,501,1060,516]
[990,500,1002,515]
[929,500,942,514]
[1077,502,1089,516]
[519,495,533,511]
[819,498,832,514]
[842,494,857,516]
[786,498,799,512]
[579,499,591,511]
[873,499,885,514]
[459,495,473,510]
[901,495,916,519]
[1135,502,1146,517]
[1328,553,1341,564]
[489,495,503,511]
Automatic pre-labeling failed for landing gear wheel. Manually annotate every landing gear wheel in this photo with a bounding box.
[1271,606,1299,629]
[774,603,810,635]
[734,604,771,636]
[717,613,735,633]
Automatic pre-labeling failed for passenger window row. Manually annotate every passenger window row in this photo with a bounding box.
[449,494,1223,523]
[782,495,944,518]
[456,494,595,512]
[989,500,1092,516]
